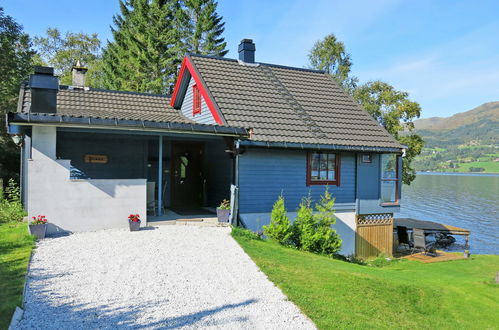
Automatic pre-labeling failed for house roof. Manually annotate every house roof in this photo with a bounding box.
[186,54,402,150]
[12,54,403,151]
[14,84,248,136]
[18,85,191,123]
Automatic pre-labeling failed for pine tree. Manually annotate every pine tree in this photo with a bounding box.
[99,0,183,94]
[99,0,227,94]
[263,195,292,245]
[182,0,228,56]
[312,187,341,255]
[291,194,315,250]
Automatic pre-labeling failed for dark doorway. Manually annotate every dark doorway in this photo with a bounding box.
[171,142,204,209]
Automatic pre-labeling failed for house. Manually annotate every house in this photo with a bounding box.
[7,39,404,256]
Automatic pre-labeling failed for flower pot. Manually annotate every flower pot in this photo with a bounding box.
[216,208,230,223]
[29,224,47,239]
[129,220,141,231]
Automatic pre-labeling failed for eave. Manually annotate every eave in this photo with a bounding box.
[7,112,248,137]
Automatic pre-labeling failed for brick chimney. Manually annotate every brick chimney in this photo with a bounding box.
[71,60,88,87]
[238,39,256,63]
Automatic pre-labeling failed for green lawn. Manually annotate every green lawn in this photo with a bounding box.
[0,222,35,329]
[232,229,499,329]
[454,161,499,173]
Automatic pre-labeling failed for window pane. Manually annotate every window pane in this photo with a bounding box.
[381,180,397,203]
[311,153,320,180]
[319,154,328,180]
[327,154,336,180]
[381,154,397,179]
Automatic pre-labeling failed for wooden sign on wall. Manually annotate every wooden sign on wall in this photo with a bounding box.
[84,154,108,164]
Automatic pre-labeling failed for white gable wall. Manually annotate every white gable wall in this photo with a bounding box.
[180,77,217,125]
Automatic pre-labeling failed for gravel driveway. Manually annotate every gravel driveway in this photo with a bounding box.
[18,226,315,329]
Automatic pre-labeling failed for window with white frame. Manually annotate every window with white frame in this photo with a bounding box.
[380,154,399,204]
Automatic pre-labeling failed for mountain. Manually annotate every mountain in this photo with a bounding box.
[414,102,499,148]
[414,101,499,131]
[412,102,499,173]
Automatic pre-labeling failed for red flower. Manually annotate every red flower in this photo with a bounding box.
[31,215,48,225]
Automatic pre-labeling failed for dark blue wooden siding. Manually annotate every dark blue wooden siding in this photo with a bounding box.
[57,132,148,179]
[238,148,356,213]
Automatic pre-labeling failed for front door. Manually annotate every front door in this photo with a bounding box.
[171,142,204,209]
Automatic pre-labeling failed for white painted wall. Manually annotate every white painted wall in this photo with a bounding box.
[240,211,357,256]
[27,126,147,234]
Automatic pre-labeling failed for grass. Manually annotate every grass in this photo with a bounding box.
[232,228,499,329]
[0,222,35,329]
[453,161,499,173]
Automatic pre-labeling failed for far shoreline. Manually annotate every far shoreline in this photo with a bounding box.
[416,171,499,177]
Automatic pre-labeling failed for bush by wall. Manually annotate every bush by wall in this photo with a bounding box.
[0,179,26,223]
[268,188,342,256]
[263,195,292,245]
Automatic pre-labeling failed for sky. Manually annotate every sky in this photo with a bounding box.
[2,0,499,119]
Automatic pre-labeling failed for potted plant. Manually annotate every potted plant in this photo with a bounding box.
[216,199,231,223]
[128,214,141,231]
[29,215,48,239]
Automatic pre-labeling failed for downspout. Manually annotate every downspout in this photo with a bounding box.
[233,139,240,226]
[157,136,163,216]
[19,135,24,207]
[354,153,358,214]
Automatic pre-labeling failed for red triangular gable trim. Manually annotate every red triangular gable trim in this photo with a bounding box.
[170,56,224,125]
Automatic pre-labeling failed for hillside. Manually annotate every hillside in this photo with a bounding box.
[414,101,499,131]
[412,102,499,173]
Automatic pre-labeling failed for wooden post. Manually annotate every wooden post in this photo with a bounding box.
[464,235,470,258]
[157,136,163,216]
[496,272,499,284]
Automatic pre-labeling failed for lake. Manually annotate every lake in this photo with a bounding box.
[397,173,499,255]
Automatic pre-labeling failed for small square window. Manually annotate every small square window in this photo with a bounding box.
[361,154,372,163]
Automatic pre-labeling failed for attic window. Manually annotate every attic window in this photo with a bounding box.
[306,152,340,186]
[192,84,201,115]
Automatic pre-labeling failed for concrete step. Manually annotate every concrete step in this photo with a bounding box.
[175,218,230,227]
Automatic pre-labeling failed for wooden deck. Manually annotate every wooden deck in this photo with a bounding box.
[394,218,470,235]
[401,250,466,263]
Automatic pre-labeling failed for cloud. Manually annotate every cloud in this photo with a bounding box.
[354,21,499,117]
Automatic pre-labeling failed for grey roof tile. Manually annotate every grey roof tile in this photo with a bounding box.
[189,54,402,149]
[20,87,195,124]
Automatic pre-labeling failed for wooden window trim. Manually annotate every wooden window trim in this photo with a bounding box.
[306,152,340,186]
[192,84,201,115]
[380,155,400,206]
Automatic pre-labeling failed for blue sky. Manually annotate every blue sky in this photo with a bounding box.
[3,0,499,118]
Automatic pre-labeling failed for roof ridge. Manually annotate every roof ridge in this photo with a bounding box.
[59,85,171,98]
[188,53,326,74]
[259,65,328,140]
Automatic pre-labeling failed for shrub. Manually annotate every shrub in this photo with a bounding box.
[0,179,26,223]
[310,188,342,255]
[263,195,292,245]
[290,194,315,250]
[231,226,261,240]
[292,188,342,256]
